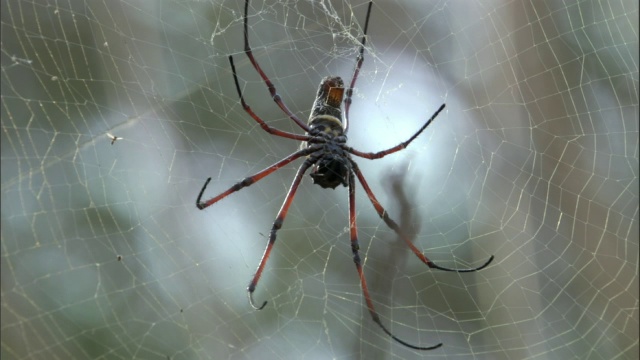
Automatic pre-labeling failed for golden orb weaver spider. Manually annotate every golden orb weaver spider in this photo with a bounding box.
[196,0,494,350]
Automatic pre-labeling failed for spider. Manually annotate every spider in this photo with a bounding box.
[197,0,494,351]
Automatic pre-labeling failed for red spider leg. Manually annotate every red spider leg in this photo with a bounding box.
[247,156,319,310]
[229,55,312,141]
[196,145,321,210]
[348,172,443,350]
[345,103,446,159]
[349,159,494,272]
[240,0,310,132]
[344,1,373,134]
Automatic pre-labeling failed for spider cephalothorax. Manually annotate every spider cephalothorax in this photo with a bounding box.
[309,147,350,189]
[196,0,494,351]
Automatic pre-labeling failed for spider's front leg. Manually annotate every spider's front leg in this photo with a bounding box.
[196,146,320,210]
[246,156,319,310]
[349,159,494,272]
[347,172,442,350]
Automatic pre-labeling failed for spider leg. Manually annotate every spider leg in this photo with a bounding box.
[196,145,320,210]
[345,104,446,159]
[247,155,319,310]
[344,1,373,133]
[229,56,313,141]
[348,172,442,350]
[240,0,310,132]
[349,159,494,272]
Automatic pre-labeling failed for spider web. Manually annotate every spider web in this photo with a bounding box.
[2,0,638,359]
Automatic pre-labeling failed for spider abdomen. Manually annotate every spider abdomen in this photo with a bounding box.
[308,76,345,131]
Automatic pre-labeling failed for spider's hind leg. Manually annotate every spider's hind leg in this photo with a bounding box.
[344,1,374,133]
